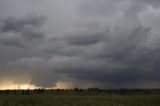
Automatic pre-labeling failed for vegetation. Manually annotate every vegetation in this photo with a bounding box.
[0,89,160,106]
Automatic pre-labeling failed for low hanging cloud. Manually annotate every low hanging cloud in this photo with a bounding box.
[9,24,160,88]
[0,0,160,89]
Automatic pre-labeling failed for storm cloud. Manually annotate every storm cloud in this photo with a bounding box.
[0,0,160,89]
[0,16,45,48]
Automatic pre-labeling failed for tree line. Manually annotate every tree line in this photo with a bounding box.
[0,88,160,95]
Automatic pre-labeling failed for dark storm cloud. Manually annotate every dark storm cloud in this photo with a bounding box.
[66,32,107,46]
[100,26,151,61]
[1,16,44,32]
[46,25,160,85]
[0,0,160,88]
[0,16,45,48]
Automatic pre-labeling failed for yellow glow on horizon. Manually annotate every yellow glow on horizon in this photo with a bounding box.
[19,84,38,90]
[0,84,39,90]
[0,81,76,90]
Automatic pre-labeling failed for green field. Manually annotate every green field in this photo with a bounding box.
[0,94,160,106]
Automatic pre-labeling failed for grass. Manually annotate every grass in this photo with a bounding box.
[0,94,160,106]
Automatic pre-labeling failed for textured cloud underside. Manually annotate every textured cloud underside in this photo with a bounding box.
[0,0,160,89]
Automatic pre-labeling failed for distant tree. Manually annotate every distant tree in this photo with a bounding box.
[34,88,45,94]
[74,87,79,92]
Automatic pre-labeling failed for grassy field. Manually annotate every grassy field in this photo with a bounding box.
[0,94,160,106]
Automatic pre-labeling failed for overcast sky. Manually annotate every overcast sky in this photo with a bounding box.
[0,0,160,89]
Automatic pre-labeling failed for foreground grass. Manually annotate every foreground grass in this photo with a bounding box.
[0,94,160,106]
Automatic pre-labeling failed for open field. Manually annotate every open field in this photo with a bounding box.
[0,95,160,106]
[0,89,160,106]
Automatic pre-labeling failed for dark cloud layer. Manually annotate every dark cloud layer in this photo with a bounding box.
[0,16,45,48]
[0,0,160,89]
